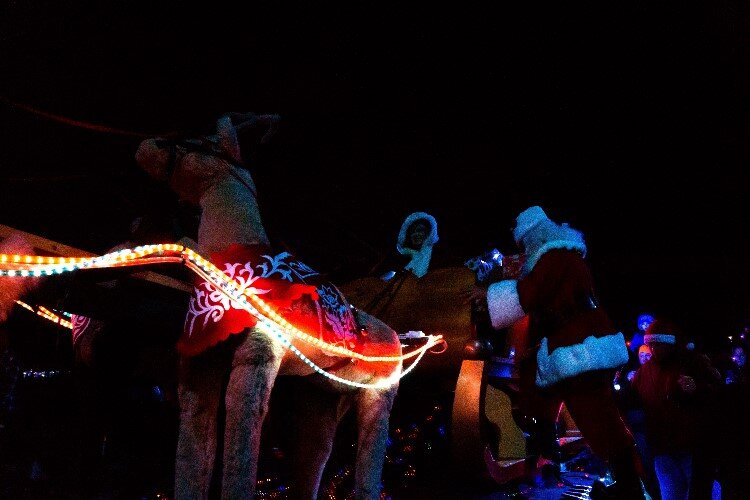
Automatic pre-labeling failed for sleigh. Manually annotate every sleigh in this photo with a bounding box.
[339,262,584,487]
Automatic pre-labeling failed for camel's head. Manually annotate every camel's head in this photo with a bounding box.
[135,113,279,205]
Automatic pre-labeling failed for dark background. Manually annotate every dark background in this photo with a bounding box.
[1,0,750,349]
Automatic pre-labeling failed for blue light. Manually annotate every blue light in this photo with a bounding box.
[151,385,165,401]
[381,270,397,282]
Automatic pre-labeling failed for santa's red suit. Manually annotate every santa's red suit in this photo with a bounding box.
[486,206,647,498]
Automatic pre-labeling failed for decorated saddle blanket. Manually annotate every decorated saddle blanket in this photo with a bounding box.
[179,243,361,356]
[71,314,105,345]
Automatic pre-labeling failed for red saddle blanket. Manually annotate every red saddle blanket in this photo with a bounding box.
[179,243,360,356]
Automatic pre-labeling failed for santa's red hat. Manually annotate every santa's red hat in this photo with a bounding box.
[643,318,681,345]
[512,205,550,243]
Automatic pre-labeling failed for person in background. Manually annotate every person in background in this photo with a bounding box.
[615,342,660,498]
[638,344,653,367]
[363,211,441,316]
[467,205,647,499]
[630,314,656,356]
[723,344,748,385]
[372,211,439,282]
[715,340,750,499]
[631,318,721,500]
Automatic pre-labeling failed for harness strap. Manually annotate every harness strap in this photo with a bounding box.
[153,137,257,198]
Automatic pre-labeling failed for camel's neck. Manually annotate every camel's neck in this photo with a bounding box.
[198,172,269,255]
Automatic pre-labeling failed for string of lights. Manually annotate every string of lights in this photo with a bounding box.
[0,244,445,389]
[14,299,73,329]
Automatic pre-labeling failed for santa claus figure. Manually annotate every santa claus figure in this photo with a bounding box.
[483,205,649,499]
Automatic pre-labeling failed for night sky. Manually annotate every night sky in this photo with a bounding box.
[1,1,750,348]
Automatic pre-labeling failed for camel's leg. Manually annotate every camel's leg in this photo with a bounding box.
[174,342,232,499]
[353,386,398,500]
[221,330,284,499]
[285,378,354,498]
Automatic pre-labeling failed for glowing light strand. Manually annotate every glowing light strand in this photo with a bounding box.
[14,299,73,329]
[0,245,444,388]
[182,256,444,363]
[181,256,433,388]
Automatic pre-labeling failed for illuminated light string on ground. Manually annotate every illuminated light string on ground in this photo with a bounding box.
[0,244,445,389]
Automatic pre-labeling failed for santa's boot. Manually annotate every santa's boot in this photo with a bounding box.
[528,419,564,488]
[590,449,651,500]
[538,456,563,489]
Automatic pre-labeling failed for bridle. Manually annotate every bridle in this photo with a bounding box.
[152,136,258,198]
[151,113,281,199]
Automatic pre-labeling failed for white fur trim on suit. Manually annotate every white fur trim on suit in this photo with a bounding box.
[643,333,676,345]
[521,221,587,277]
[487,279,525,329]
[535,332,629,387]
